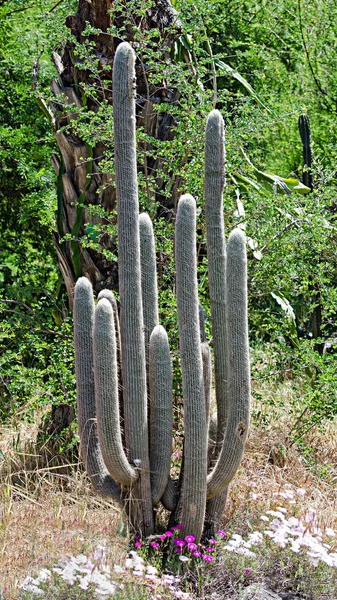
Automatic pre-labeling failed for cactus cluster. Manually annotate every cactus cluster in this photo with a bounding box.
[73,41,250,541]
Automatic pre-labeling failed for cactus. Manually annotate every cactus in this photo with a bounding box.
[298,114,313,191]
[73,41,250,541]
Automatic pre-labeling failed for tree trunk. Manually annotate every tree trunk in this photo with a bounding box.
[50,0,181,304]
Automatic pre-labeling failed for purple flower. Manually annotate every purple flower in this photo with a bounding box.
[202,554,214,562]
[164,531,173,537]
[151,542,159,548]
[208,538,216,545]
[187,543,198,552]
[174,538,185,547]
[192,551,201,557]
[244,569,252,577]
[171,524,184,531]
[135,541,142,548]
[185,535,195,543]
[134,535,141,540]
[207,547,214,553]
[217,530,226,537]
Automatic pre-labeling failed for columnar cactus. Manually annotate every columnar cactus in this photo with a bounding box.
[73,41,251,541]
[298,113,313,191]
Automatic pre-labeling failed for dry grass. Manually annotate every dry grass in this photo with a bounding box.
[1,384,337,599]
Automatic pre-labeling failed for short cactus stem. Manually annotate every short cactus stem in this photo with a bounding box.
[149,325,173,505]
[139,213,159,369]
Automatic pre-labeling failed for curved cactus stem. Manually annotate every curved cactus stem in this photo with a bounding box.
[93,298,139,486]
[149,325,173,505]
[139,213,159,370]
[207,229,250,499]
[73,277,121,501]
[201,341,212,428]
[97,289,124,431]
[161,477,179,512]
[176,194,208,541]
[113,41,154,536]
[204,109,228,444]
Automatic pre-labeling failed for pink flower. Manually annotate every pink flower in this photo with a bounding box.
[217,530,226,537]
[185,535,195,543]
[244,569,252,577]
[103,526,108,532]
[202,554,213,562]
[208,538,216,545]
[171,524,183,531]
[135,542,142,548]
[207,547,214,552]
[187,543,198,551]
[151,542,159,548]
[192,551,201,557]
[65,539,70,544]
[164,531,173,537]
[174,538,185,547]
[158,534,166,541]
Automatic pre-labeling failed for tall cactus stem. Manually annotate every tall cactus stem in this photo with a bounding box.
[73,277,121,500]
[113,41,154,535]
[176,194,208,541]
[149,325,173,505]
[204,109,228,443]
[93,298,138,486]
[207,228,250,499]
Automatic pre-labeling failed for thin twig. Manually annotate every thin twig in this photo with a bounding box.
[0,299,59,335]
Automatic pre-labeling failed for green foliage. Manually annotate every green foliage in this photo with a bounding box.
[0,0,76,423]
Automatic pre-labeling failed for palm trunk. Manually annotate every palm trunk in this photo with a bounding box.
[50,0,181,304]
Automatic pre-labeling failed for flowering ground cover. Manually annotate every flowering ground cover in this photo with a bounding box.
[1,384,336,600]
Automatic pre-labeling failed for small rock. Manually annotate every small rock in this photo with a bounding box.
[240,583,282,600]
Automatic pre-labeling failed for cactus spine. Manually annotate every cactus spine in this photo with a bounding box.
[73,41,250,542]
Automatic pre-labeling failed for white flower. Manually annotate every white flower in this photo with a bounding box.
[179,555,189,562]
[326,527,336,537]
[296,488,306,496]
[266,510,286,520]
[21,580,44,596]
[146,565,158,575]
[260,515,269,522]
[114,564,124,574]
[248,531,263,544]
[35,569,51,583]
